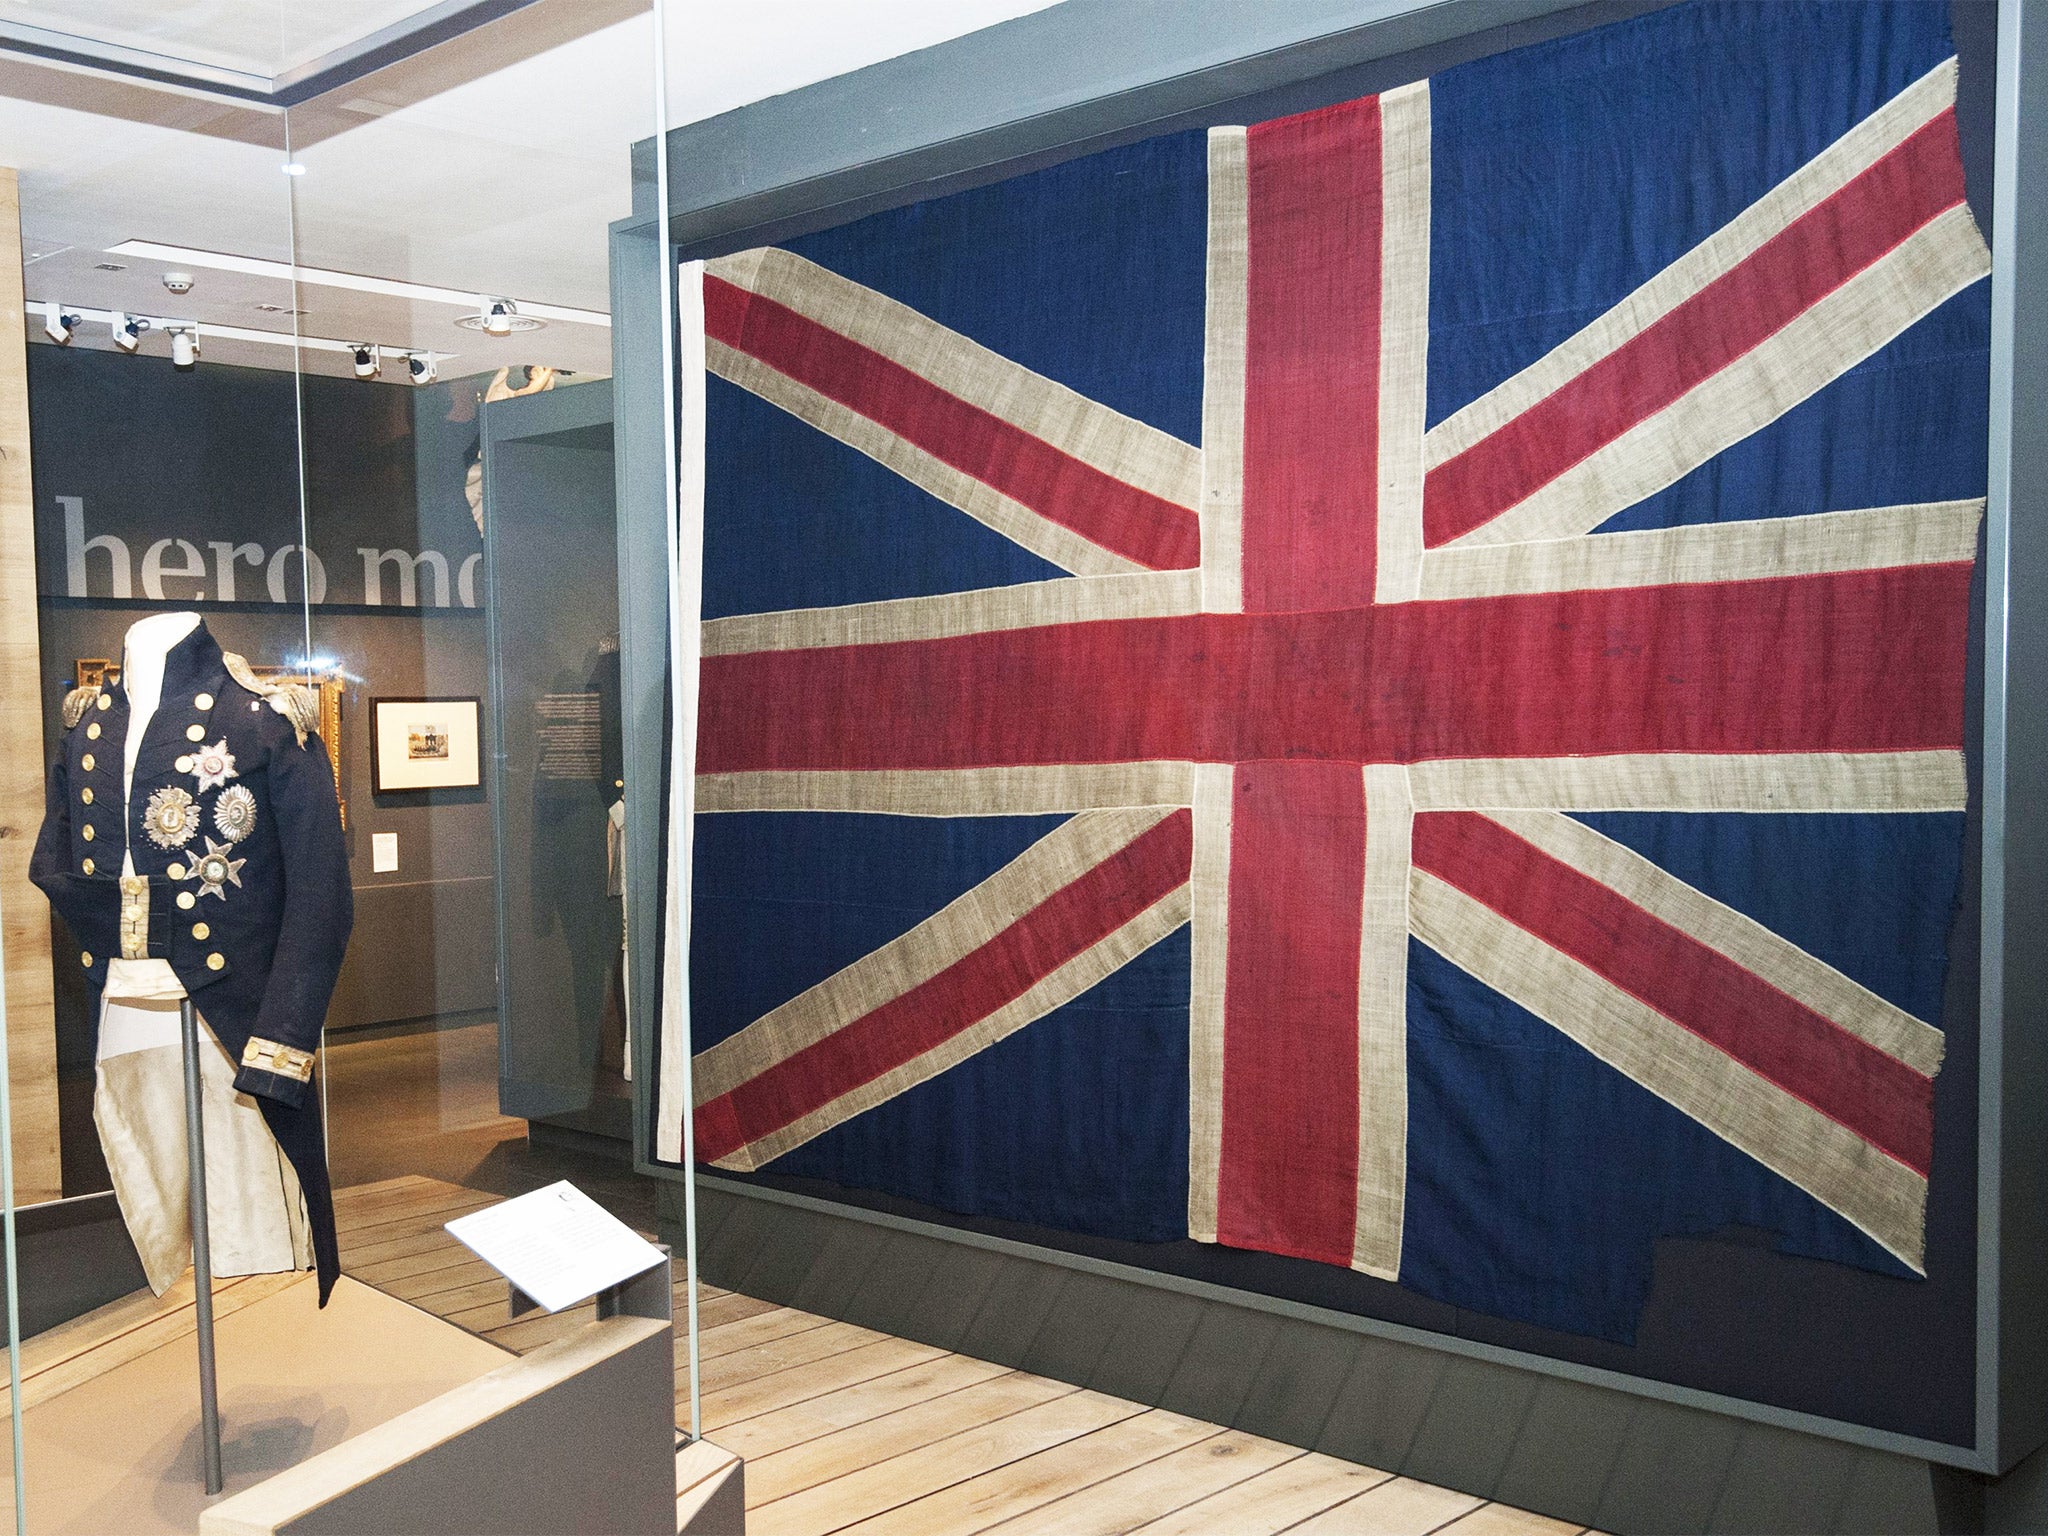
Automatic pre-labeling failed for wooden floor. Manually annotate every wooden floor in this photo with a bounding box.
[338,1176,1596,1536]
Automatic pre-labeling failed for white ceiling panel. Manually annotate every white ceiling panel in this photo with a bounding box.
[2,0,1069,376]
[3,1,452,79]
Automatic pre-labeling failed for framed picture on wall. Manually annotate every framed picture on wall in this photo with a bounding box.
[371,696,482,792]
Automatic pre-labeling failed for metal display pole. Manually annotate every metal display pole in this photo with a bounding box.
[179,998,223,1496]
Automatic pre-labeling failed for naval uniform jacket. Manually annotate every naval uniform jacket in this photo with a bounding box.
[29,622,351,1303]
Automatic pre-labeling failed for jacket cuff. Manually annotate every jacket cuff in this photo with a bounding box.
[234,1037,317,1108]
[118,876,179,961]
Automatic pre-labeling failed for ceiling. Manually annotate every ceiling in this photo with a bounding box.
[0,0,1061,381]
[1,1,452,81]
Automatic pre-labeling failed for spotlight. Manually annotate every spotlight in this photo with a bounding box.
[406,351,438,385]
[167,325,200,370]
[479,297,516,337]
[42,305,79,344]
[351,343,381,380]
[110,313,147,353]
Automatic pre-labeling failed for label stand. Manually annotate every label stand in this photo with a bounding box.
[180,998,224,1496]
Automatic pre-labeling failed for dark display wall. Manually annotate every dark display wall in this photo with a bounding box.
[26,344,501,1192]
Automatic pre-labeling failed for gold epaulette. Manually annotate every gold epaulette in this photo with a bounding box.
[221,651,316,746]
[61,685,100,730]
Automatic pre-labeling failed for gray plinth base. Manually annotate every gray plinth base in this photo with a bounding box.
[668,1178,2048,1536]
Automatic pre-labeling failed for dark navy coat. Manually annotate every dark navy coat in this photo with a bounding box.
[30,621,351,1302]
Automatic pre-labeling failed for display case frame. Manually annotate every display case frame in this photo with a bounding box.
[609,0,2048,1496]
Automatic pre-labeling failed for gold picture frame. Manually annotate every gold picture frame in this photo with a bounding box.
[74,658,350,829]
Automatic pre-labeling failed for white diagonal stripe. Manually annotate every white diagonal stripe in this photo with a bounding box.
[702,571,1202,656]
[1417,501,1981,601]
[1407,751,1966,813]
[713,882,1192,1172]
[707,337,1143,577]
[1483,809,1943,1076]
[1424,59,1959,470]
[693,806,1178,1106]
[710,246,1200,510]
[1444,205,1989,548]
[1410,870,1926,1270]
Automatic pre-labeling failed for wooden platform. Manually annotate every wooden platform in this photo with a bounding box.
[338,1176,1595,1535]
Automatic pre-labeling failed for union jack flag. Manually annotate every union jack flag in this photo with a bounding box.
[669,2,1988,1339]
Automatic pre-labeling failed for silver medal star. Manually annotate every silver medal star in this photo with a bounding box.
[193,837,246,900]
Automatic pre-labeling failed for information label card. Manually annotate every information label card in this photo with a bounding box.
[445,1181,666,1314]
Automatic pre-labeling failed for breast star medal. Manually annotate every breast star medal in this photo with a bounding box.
[190,740,237,793]
[212,784,257,843]
[193,838,246,900]
[143,785,200,849]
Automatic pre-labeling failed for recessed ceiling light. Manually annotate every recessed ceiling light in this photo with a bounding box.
[455,310,545,335]
[93,261,125,271]
[254,303,307,315]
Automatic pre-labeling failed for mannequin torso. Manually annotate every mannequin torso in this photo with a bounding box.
[105,611,201,1006]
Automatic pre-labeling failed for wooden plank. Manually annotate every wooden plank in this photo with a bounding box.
[335,1191,497,1242]
[332,1176,472,1216]
[0,163,61,1204]
[695,1290,781,1333]
[746,1389,1142,1536]
[708,1355,1012,1464]
[744,1369,1078,1505]
[834,1407,1221,1536]
[359,1250,498,1297]
[678,1438,743,1501]
[487,1301,598,1353]
[341,1223,477,1269]
[1287,1474,1487,1534]
[700,1320,885,1395]
[1126,1452,1394,1536]
[1437,1503,1586,1536]
[392,1273,512,1318]
[695,1305,838,1362]
[985,1429,1303,1536]
[702,1337,948,1432]
[333,1172,438,1198]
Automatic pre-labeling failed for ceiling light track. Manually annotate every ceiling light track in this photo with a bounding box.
[34,301,451,379]
[103,241,608,328]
